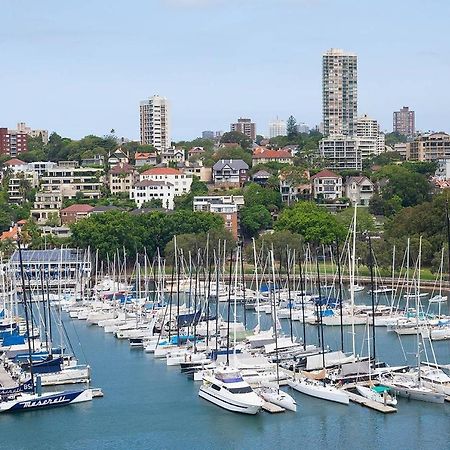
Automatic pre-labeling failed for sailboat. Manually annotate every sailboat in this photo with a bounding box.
[380,237,446,404]
[288,247,349,406]
[0,243,93,414]
[257,250,297,412]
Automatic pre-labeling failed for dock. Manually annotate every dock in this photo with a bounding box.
[0,365,17,389]
[261,401,285,413]
[341,384,397,414]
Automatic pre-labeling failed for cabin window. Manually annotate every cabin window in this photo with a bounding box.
[211,384,221,391]
[227,386,252,394]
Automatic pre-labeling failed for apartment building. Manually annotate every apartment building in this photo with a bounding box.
[130,180,175,209]
[406,133,450,161]
[322,48,358,137]
[108,162,137,195]
[140,95,170,151]
[393,106,415,136]
[40,165,103,199]
[319,136,362,171]
[193,195,245,238]
[31,192,63,224]
[0,128,28,157]
[15,122,49,144]
[139,167,192,201]
[252,148,293,166]
[212,159,249,186]
[230,118,256,140]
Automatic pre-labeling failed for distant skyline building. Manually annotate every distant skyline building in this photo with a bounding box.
[15,122,49,145]
[268,118,286,138]
[202,130,223,140]
[230,118,256,141]
[393,106,415,136]
[139,95,170,151]
[322,48,358,137]
[296,123,310,134]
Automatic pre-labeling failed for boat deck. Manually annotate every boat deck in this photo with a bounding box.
[0,365,17,389]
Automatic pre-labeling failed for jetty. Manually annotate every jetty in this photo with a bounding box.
[261,401,285,413]
[341,383,397,414]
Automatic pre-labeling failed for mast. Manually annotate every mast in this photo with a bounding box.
[239,240,246,328]
[298,249,307,350]
[252,238,261,331]
[416,236,423,386]
[226,248,234,367]
[17,240,35,393]
[350,204,357,357]
[335,236,344,352]
[286,247,293,343]
[315,247,326,383]
[270,249,280,391]
[368,234,377,364]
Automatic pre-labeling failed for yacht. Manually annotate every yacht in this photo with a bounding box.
[198,366,264,414]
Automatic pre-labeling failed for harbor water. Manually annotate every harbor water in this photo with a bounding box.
[1,292,450,450]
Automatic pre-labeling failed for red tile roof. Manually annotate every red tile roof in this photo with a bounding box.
[141,167,182,175]
[311,169,340,179]
[135,152,157,159]
[0,226,19,241]
[109,162,134,175]
[252,149,292,159]
[61,204,95,213]
[4,158,26,166]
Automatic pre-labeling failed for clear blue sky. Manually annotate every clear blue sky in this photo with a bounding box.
[1,0,449,141]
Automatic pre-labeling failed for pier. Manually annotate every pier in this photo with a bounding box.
[341,383,397,414]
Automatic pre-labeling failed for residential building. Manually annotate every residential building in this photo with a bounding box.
[252,170,272,186]
[40,165,103,199]
[212,159,249,186]
[193,195,245,239]
[140,95,170,151]
[344,176,374,206]
[3,158,28,173]
[7,172,39,204]
[140,167,192,200]
[60,204,95,225]
[394,142,407,158]
[3,159,57,176]
[311,169,343,200]
[434,159,450,180]
[130,180,175,209]
[279,171,311,204]
[319,136,362,171]
[188,147,205,159]
[15,122,49,144]
[230,118,256,140]
[393,106,415,136]
[269,118,287,138]
[252,148,293,166]
[406,133,450,161]
[161,147,185,164]
[322,48,358,137]
[31,191,63,224]
[108,162,137,195]
[81,155,105,167]
[134,152,158,167]
[108,147,129,166]
[0,128,28,156]
[182,161,212,183]
[0,220,27,247]
[356,114,385,156]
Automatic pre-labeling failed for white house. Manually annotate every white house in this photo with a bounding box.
[344,176,374,206]
[140,167,192,196]
[130,180,175,209]
[310,169,343,200]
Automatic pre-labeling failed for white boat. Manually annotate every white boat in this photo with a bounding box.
[198,366,264,414]
[429,295,447,304]
[288,377,349,405]
[257,383,297,412]
[0,388,93,413]
[355,385,397,406]
[351,284,365,292]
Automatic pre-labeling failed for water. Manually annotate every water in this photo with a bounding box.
[1,292,450,450]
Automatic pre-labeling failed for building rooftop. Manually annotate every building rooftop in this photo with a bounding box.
[60,204,95,213]
[135,180,173,187]
[252,170,272,178]
[10,248,87,263]
[252,149,292,159]
[213,159,249,171]
[311,169,341,179]
[4,158,26,166]
[141,167,182,175]
[109,162,135,175]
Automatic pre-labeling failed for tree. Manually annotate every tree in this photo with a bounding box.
[286,116,298,140]
[220,131,252,151]
[373,165,431,208]
[275,201,346,244]
[385,132,407,147]
[141,199,163,209]
[243,183,282,210]
[240,205,272,238]
[336,207,376,233]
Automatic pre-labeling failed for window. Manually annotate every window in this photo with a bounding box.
[227,386,253,394]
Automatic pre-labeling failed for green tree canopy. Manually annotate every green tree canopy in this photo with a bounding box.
[275,201,346,244]
[220,131,252,151]
[240,205,273,238]
[243,183,282,210]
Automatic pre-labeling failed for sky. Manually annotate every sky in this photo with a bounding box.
[1,0,449,141]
